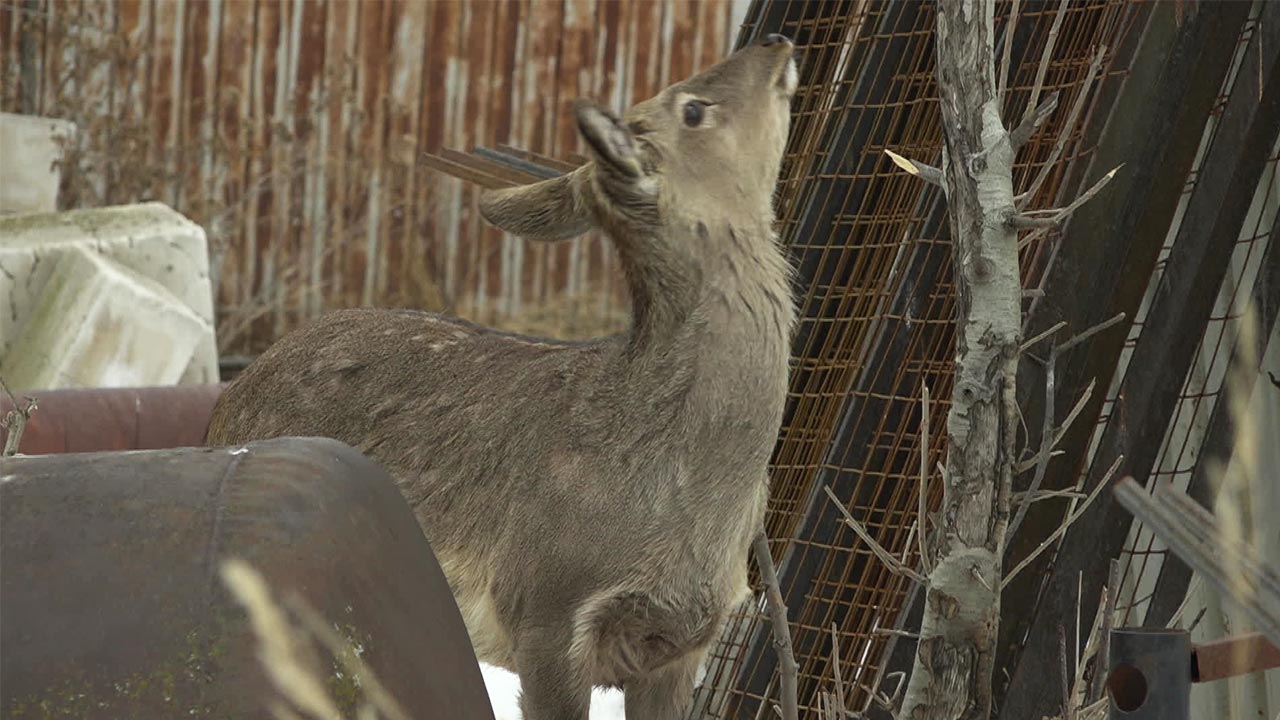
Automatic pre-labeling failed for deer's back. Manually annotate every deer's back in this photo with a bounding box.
[208,308,628,530]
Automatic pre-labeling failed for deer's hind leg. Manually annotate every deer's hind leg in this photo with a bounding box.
[623,653,702,720]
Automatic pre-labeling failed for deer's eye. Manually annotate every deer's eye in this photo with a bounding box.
[682,100,708,128]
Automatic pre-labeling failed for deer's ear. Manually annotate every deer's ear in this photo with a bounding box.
[478,164,597,241]
[575,99,643,179]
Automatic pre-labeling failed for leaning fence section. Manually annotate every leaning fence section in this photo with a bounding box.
[690,1,1141,717]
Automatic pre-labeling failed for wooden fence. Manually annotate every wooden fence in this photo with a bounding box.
[1,0,740,351]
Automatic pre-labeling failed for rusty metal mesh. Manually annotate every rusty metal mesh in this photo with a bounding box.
[689,2,1141,717]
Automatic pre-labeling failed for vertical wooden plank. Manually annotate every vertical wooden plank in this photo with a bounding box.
[459,0,494,317]
[509,0,538,313]
[554,0,595,302]
[178,0,210,215]
[657,0,674,92]
[387,0,427,309]
[420,0,463,304]
[584,0,622,309]
[165,0,186,208]
[492,0,524,318]
[109,0,149,203]
[215,0,254,319]
[324,0,360,308]
[142,0,170,200]
[77,0,115,203]
[267,0,301,335]
[293,0,327,318]
[0,0,14,108]
[373,0,399,306]
[356,0,390,306]
[37,0,60,116]
[243,0,279,346]
[695,0,721,71]
[524,0,565,301]
[669,0,697,86]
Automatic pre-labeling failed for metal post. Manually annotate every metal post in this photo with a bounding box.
[1107,628,1191,720]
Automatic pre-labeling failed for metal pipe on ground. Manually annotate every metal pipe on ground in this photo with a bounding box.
[0,437,494,719]
[0,383,226,454]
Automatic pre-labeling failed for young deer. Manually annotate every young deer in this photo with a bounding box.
[207,34,798,719]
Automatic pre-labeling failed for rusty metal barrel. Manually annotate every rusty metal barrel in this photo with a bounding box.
[1,437,494,720]
[0,384,226,454]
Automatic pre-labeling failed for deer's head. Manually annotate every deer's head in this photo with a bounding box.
[479,34,798,243]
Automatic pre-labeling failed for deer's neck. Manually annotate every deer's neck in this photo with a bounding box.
[615,218,794,456]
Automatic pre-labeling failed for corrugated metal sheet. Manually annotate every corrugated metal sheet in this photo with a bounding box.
[0,0,735,351]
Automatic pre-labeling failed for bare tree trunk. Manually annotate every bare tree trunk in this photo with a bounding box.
[898,1,1019,717]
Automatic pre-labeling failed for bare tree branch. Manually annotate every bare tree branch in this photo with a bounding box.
[1017,44,1108,208]
[829,623,847,718]
[1058,311,1127,355]
[1010,312,1125,536]
[884,149,943,187]
[1013,488,1086,504]
[1003,455,1123,589]
[1025,0,1072,128]
[999,0,1021,103]
[1010,91,1061,150]
[753,530,799,720]
[1021,320,1068,353]
[1008,164,1121,229]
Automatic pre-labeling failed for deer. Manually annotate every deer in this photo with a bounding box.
[206,33,799,719]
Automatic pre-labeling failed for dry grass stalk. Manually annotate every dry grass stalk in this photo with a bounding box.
[220,558,409,720]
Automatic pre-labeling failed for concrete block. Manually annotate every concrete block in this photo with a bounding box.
[0,112,75,215]
[0,202,218,389]
[1,246,208,389]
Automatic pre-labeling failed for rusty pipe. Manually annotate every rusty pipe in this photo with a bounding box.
[0,384,225,455]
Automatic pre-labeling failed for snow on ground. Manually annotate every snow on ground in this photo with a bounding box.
[481,662,626,720]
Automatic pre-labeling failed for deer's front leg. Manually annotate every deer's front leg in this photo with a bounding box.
[623,654,701,720]
[516,628,591,720]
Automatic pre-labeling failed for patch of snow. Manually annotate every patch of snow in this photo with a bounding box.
[480,663,626,720]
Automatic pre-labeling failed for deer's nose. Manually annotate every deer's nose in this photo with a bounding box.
[761,33,791,47]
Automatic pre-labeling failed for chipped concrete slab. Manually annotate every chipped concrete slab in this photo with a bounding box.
[0,202,218,389]
[0,246,209,390]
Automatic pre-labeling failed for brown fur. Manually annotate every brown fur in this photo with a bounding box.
[207,36,799,719]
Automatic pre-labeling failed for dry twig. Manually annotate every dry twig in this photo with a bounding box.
[1010,92,1061,150]
[824,486,926,584]
[1009,312,1126,538]
[1058,625,1074,720]
[753,530,799,720]
[1089,559,1121,702]
[998,0,1020,102]
[1007,164,1122,229]
[1003,455,1123,589]
[1017,43,1109,208]
[1025,0,1072,128]
[918,384,933,574]
[0,376,37,457]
